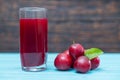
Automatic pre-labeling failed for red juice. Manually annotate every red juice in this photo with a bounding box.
[20,18,48,67]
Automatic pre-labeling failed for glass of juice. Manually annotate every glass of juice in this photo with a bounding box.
[19,7,48,72]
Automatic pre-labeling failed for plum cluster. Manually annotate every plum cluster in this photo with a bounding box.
[54,43,100,73]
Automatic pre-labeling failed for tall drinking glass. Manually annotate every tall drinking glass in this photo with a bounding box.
[19,7,48,72]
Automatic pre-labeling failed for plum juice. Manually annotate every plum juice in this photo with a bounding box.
[20,18,47,67]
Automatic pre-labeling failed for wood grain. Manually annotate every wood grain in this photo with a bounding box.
[0,0,120,52]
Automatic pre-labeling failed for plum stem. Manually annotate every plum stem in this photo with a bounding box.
[73,41,75,44]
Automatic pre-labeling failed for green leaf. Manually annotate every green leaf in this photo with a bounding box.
[85,48,104,60]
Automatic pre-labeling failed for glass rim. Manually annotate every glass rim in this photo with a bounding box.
[19,7,47,12]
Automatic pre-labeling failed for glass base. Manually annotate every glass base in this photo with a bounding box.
[22,64,46,72]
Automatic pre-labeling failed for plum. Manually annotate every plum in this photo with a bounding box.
[74,56,91,73]
[69,43,85,60]
[54,53,73,70]
[90,57,100,70]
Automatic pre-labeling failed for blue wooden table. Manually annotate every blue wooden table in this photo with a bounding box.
[0,53,120,80]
